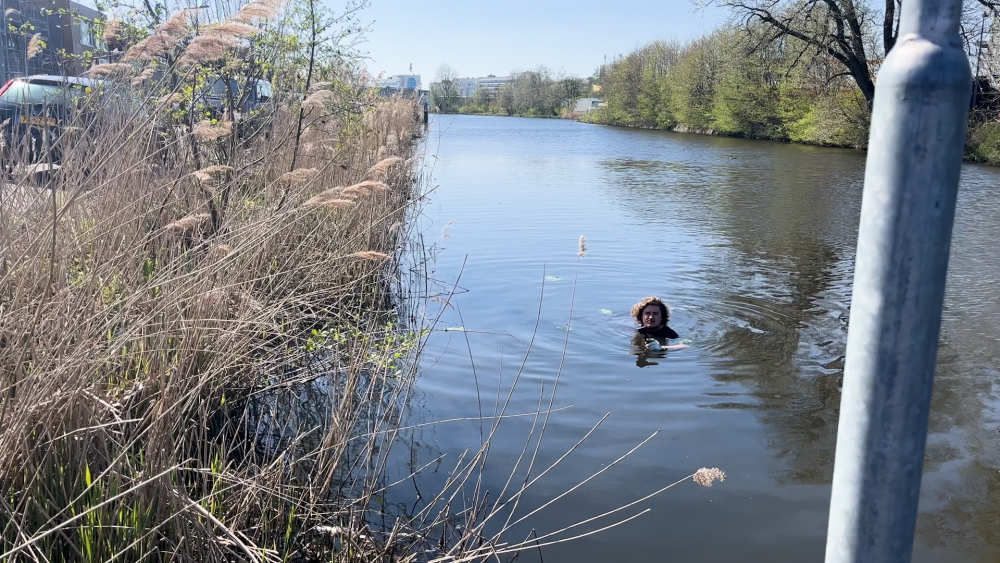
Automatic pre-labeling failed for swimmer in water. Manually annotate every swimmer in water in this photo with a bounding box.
[631,296,689,352]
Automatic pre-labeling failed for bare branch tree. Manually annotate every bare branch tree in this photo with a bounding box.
[431,63,459,112]
[718,0,889,104]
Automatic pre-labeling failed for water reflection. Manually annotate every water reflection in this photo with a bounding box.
[599,138,1000,555]
[416,117,1000,561]
[600,149,854,486]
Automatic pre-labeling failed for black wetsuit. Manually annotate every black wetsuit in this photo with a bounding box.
[637,325,679,340]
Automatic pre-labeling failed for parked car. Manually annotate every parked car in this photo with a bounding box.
[200,76,275,139]
[0,74,168,173]
[0,74,101,166]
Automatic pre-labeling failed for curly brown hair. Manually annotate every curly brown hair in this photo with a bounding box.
[631,296,671,325]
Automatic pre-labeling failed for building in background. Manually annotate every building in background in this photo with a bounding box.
[474,75,509,95]
[0,0,103,83]
[378,74,421,93]
[456,77,476,98]
[71,1,103,58]
[573,97,602,114]
[444,75,512,98]
[0,0,72,82]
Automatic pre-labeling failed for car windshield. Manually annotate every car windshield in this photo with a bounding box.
[0,80,88,105]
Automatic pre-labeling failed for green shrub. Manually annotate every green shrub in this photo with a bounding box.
[591,26,875,149]
[966,121,1000,165]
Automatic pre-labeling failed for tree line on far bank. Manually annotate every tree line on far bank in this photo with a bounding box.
[583,0,1000,165]
[431,65,589,117]
[430,0,1000,165]
[585,28,873,149]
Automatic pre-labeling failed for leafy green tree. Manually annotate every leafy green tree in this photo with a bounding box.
[666,35,720,130]
[709,30,783,138]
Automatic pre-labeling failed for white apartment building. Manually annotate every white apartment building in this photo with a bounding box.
[378,74,422,91]
[449,75,512,97]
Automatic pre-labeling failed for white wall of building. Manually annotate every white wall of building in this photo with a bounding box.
[379,74,422,90]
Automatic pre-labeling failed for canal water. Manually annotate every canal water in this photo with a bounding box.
[393,114,1000,561]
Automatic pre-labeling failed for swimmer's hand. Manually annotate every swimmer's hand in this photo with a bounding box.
[654,340,689,351]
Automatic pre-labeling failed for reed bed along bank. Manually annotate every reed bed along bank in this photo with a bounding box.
[0,6,454,556]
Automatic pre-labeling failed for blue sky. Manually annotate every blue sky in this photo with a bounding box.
[354,0,728,83]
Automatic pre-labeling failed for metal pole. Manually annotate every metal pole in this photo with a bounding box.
[824,0,971,560]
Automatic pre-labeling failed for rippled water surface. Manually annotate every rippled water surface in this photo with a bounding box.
[393,115,1000,561]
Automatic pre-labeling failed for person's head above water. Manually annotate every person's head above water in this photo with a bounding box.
[631,296,671,329]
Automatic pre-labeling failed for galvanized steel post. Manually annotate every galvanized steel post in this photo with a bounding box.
[824,0,972,561]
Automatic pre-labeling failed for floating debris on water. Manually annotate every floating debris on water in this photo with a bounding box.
[599,309,612,315]
[555,324,573,331]
[545,275,561,281]
[444,326,465,332]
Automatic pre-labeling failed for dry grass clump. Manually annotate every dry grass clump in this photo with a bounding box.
[193,120,233,141]
[0,57,439,558]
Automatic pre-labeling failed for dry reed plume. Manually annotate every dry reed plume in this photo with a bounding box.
[366,155,404,178]
[102,19,121,46]
[25,33,43,59]
[85,62,133,77]
[165,212,212,232]
[279,167,319,185]
[193,119,233,141]
[212,21,262,38]
[177,33,239,67]
[693,467,727,487]
[232,0,283,22]
[351,250,390,260]
[346,179,390,194]
[158,92,185,105]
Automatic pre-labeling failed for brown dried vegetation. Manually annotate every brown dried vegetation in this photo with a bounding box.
[0,53,436,558]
